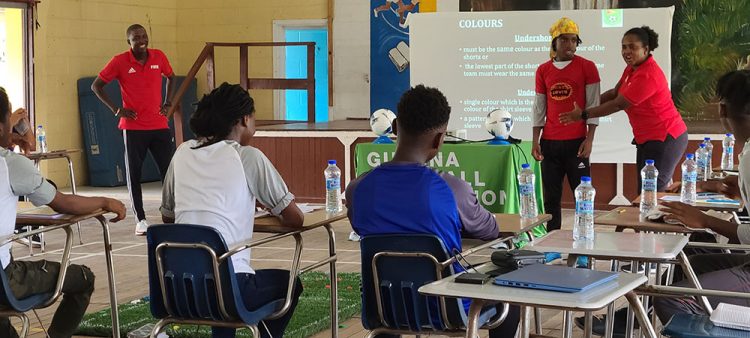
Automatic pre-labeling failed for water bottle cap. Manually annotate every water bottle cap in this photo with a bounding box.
[727,133,733,137]
[704,137,711,141]
[327,160,336,165]
[581,176,591,182]
[521,163,530,169]
[686,153,694,159]
[699,143,706,148]
[37,125,42,128]
[645,159,654,165]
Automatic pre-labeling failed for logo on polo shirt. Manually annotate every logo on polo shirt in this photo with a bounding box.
[128,67,136,74]
[150,65,159,70]
[549,82,573,101]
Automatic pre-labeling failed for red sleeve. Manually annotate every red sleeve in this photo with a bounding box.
[159,51,174,77]
[535,64,546,95]
[584,60,600,85]
[98,56,120,83]
[619,71,656,106]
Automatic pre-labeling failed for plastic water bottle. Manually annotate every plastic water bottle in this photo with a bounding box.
[681,154,697,204]
[573,176,595,241]
[517,163,538,219]
[703,137,713,178]
[640,159,659,215]
[721,133,735,171]
[695,144,709,181]
[324,160,342,213]
[36,125,48,153]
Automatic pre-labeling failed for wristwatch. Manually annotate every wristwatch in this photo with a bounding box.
[581,109,589,121]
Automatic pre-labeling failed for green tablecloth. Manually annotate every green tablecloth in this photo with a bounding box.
[354,141,548,239]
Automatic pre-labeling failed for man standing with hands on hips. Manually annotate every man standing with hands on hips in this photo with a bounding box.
[92,23,176,235]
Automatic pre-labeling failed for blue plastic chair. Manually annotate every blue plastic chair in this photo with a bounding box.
[662,314,750,338]
[359,234,506,337]
[146,224,287,337]
[0,225,74,338]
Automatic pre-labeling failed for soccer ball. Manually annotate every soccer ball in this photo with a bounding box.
[485,109,514,140]
[370,109,396,136]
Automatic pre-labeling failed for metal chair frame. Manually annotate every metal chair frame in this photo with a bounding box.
[0,223,74,338]
[149,226,304,337]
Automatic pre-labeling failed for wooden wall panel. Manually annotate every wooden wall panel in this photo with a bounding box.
[250,137,345,203]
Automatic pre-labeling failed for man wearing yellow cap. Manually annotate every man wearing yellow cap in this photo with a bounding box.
[531,17,601,238]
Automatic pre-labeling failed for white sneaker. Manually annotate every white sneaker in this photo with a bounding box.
[135,220,149,236]
[348,231,361,242]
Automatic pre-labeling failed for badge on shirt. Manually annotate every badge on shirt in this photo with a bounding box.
[150,65,159,70]
[550,82,573,101]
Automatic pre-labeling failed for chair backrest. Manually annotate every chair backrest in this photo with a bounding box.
[146,224,244,322]
[359,234,465,332]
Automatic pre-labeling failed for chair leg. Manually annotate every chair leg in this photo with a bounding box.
[150,319,170,338]
[249,325,261,338]
[534,307,542,334]
[18,314,29,338]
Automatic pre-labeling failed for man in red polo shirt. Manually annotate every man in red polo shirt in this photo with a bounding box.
[92,24,175,235]
[531,17,600,236]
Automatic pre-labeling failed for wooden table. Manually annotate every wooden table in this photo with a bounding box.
[419,263,652,338]
[595,207,696,233]
[632,192,743,212]
[496,213,551,238]
[253,207,347,338]
[24,149,84,247]
[15,204,121,338]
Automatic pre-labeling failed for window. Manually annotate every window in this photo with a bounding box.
[0,0,35,119]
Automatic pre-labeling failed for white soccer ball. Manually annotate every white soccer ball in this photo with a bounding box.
[485,109,514,139]
[370,109,397,136]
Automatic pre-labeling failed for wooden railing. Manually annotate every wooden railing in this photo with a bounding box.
[166,42,316,145]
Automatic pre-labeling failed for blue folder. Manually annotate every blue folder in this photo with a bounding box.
[493,264,619,293]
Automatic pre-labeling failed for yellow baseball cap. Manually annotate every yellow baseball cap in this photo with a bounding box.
[549,17,579,40]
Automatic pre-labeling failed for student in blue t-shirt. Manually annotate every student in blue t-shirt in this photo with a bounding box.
[345,84,520,338]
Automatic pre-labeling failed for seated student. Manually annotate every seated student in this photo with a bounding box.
[159,83,304,338]
[345,85,520,338]
[0,87,127,338]
[653,70,750,323]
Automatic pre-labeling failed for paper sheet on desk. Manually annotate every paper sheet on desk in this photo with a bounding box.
[254,203,324,218]
[660,194,741,205]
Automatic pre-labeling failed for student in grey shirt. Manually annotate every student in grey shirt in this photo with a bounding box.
[0,87,126,338]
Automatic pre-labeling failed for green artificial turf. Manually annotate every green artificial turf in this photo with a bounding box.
[75,272,361,337]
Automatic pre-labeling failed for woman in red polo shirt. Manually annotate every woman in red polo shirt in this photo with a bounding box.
[559,26,688,192]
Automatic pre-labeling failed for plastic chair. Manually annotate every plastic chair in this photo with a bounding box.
[146,224,291,337]
[360,234,507,337]
[0,224,74,337]
[662,314,750,338]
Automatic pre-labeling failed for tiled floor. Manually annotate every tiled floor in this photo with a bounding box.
[12,182,654,337]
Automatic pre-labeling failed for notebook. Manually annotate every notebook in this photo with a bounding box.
[493,264,618,293]
[711,303,750,331]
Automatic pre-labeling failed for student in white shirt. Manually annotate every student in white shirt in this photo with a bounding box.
[160,83,304,338]
[0,87,126,338]
[654,70,750,322]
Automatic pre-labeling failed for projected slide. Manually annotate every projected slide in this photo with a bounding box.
[410,8,674,163]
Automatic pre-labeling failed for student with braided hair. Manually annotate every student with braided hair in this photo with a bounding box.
[160,83,304,338]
